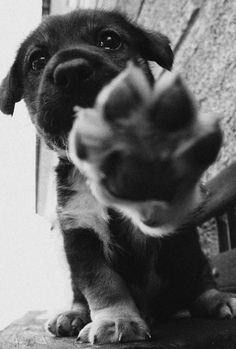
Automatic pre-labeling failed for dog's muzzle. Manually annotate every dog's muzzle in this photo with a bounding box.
[36,46,120,143]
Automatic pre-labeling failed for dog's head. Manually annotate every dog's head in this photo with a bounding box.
[0,9,173,151]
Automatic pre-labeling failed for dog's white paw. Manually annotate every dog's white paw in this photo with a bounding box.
[77,308,150,344]
[69,63,222,233]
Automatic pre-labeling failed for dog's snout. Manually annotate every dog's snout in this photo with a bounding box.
[53,58,93,89]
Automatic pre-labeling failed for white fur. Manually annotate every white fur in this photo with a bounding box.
[57,168,110,243]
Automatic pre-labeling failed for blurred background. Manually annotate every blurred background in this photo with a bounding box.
[1,0,236,331]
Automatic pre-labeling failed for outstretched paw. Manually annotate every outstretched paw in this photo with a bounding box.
[69,62,222,233]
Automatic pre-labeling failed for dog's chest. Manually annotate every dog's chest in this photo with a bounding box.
[56,160,109,240]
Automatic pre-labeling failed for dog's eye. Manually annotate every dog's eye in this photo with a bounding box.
[98,30,122,50]
[29,51,48,71]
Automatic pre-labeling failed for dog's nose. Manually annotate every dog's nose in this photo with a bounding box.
[53,58,93,89]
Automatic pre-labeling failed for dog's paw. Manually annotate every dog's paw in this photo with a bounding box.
[47,310,88,337]
[191,289,236,319]
[69,62,222,233]
[77,308,150,344]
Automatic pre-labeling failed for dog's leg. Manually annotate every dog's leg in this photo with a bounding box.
[169,226,236,320]
[191,288,236,319]
[153,226,236,320]
[47,161,149,344]
[48,227,149,344]
[185,230,236,319]
[188,237,236,320]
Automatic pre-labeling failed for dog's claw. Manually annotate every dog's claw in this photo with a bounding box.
[118,332,123,342]
[146,331,152,339]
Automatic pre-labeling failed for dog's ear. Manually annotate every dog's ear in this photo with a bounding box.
[0,61,23,115]
[132,25,174,70]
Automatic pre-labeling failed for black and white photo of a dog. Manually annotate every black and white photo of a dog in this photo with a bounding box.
[0,9,236,345]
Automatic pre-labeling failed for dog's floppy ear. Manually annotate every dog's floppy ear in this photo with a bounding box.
[0,61,23,115]
[133,25,174,70]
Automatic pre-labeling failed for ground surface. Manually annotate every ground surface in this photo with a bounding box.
[1,311,236,349]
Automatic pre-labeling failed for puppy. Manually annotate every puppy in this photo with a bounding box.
[0,9,235,345]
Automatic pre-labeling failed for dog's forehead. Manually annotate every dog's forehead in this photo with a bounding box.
[24,10,132,50]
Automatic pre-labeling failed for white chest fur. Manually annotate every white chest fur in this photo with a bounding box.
[57,168,110,243]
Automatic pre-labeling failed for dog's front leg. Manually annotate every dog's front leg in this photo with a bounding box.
[47,161,149,344]
[49,227,149,344]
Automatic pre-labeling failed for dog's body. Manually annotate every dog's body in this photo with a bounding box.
[1,9,236,344]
